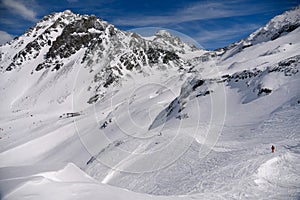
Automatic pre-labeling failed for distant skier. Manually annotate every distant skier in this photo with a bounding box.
[271,145,275,153]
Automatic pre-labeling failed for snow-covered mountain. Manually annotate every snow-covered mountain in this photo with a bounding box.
[219,5,300,60]
[0,5,300,200]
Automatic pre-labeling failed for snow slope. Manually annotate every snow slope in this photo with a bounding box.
[0,5,300,200]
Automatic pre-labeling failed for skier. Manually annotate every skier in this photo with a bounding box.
[271,145,275,153]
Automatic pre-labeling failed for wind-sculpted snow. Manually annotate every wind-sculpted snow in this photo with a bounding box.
[1,5,300,200]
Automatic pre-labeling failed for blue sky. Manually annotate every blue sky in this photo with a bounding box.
[0,0,299,49]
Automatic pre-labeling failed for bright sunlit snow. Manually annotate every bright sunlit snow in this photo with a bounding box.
[0,5,300,200]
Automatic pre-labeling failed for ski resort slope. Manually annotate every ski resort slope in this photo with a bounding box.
[0,6,300,200]
[1,105,300,200]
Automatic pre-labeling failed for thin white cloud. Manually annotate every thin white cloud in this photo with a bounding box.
[2,0,38,22]
[113,0,264,26]
[0,31,14,45]
[194,24,260,43]
[191,23,261,49]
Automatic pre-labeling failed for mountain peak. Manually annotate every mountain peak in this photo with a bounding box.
[247,4,300,44]
[62,9,73,14]
[155,30,172,38]
[220,4,300,59]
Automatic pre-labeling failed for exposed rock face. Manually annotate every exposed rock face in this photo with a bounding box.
[0,10,208,105]
[47,15,106,59]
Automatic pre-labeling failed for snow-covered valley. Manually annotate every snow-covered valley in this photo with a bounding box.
[0,6,300,200]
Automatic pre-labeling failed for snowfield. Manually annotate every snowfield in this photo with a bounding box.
[0,6,300,200]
